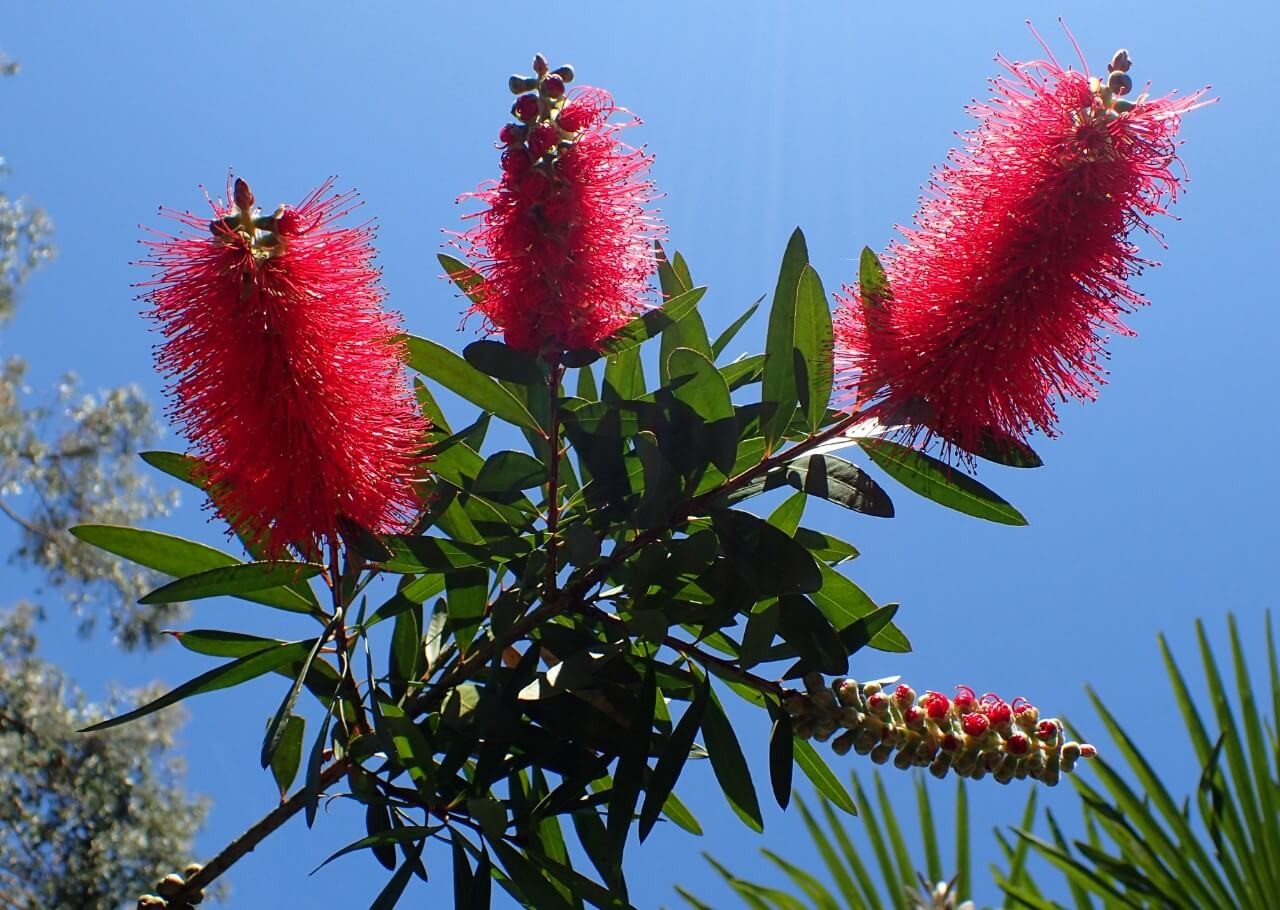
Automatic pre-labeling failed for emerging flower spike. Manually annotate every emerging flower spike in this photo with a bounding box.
[835,41,1207,458]
[456,55,662,356]
[141,177,429,560]
[786,674,1095,786]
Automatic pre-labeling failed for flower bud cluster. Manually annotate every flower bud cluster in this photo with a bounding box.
[499,54,582,171]
[136,864,205,909]
[784,675,1096,786]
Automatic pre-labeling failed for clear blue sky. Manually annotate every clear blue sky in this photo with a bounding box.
[2,2,1273,907]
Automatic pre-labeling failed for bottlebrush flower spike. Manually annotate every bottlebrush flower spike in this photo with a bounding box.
[140,177,428,560]
[835,39,1208,459]
[794,674,1094,786]
[455,55,662,356]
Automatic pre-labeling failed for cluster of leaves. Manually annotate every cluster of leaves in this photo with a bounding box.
[680,613,1279,910]
[76,229,1043,909]
[0,605,210,909]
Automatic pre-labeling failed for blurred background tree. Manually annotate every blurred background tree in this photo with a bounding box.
[0,57,208,910]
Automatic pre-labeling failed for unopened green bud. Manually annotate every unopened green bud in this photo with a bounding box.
[509,75,538,95]
[831,729,856,755]
[553,64,575,83]
[1107,70,1133,97]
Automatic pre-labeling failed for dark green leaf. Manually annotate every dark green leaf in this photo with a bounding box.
[761,228,809,453]
[781,454,894,518]
[701,682,763,832]
[446,567,488,653]
[793,265,835,434]
[712,509,821,595]
[365,803,398,871]
[261,627,333,769]
[403,334,539,431]
[269,714,305,798]
[304,702,335,828]
[81,639,316,732]
[777,593,848,676]
[603,345,645,400]
[769,714,794,809]
[389,599,422,701]
[472,450,546,496]
[139,561,323,606]
[607,661,655,874]
[463,339,543,385]
[639,672,709,842]
[720,354,765,390]
[861,440,1027,525]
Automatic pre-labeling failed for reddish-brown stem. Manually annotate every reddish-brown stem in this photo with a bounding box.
[168,759,350,906]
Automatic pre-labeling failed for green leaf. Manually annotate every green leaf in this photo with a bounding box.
[712,509,821,596]
[810,564,909,653]
[70,524,315,612]
[463,339,543,385]
[777,593,848,676]
[81,639,316,732]
[403,334,539,431]
[261,626,333,770]
[314,825,436,874]
[639,672,709,842]
[472,450,546,497]
[446,567,488,653]
[171,629,283,658]
[607,661,655,876]
[720,354,765,390]
[768,714,794,809]
[269,714,305,798]
[139,561,323,606]
[712,296,763,358]
[761,228,809,453]
[794,265,835,434]
[604,286,708,354]
[603,345,645,400]
[667,348,734,422]
[388,599,422,701]
[781,454,894,518]
[858,247,891,311]
[439,253,486,305]
[793,738,856,815]
[701,681,763,832]
[379,535,495,573]
[861,440,1027,525]
[304,702,335,828]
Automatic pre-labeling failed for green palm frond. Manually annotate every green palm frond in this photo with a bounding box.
[1009,612,1280,910]
[674,770,1030,909]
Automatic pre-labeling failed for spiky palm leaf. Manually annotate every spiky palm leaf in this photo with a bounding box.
[1002,613,1280,910]
[672,770,1041,909]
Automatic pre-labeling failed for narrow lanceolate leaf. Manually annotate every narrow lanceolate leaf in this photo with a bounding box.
[639,673,710,842]
[768,714,795,809]
[860,439,1027,525]
[463,339,543,385]
[761,228,810,453]
[402,334,539,431]
[701,682,764,832]
[604,286,708,354]
[69,524,315,612]
[792,738,856,816]
[858,246,892,311]
[139,561,324,606]
[81,639,316,732]
[794,265,835,433]
[445,567,488,653]
[712,296,764,358]
[269,714,305,798]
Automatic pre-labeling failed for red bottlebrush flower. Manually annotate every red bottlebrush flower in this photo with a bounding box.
[835,41,1207,457]
[961,713,991,737]
[921,690,950,720]
[141,177,428,560]
[457,62,662,356]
